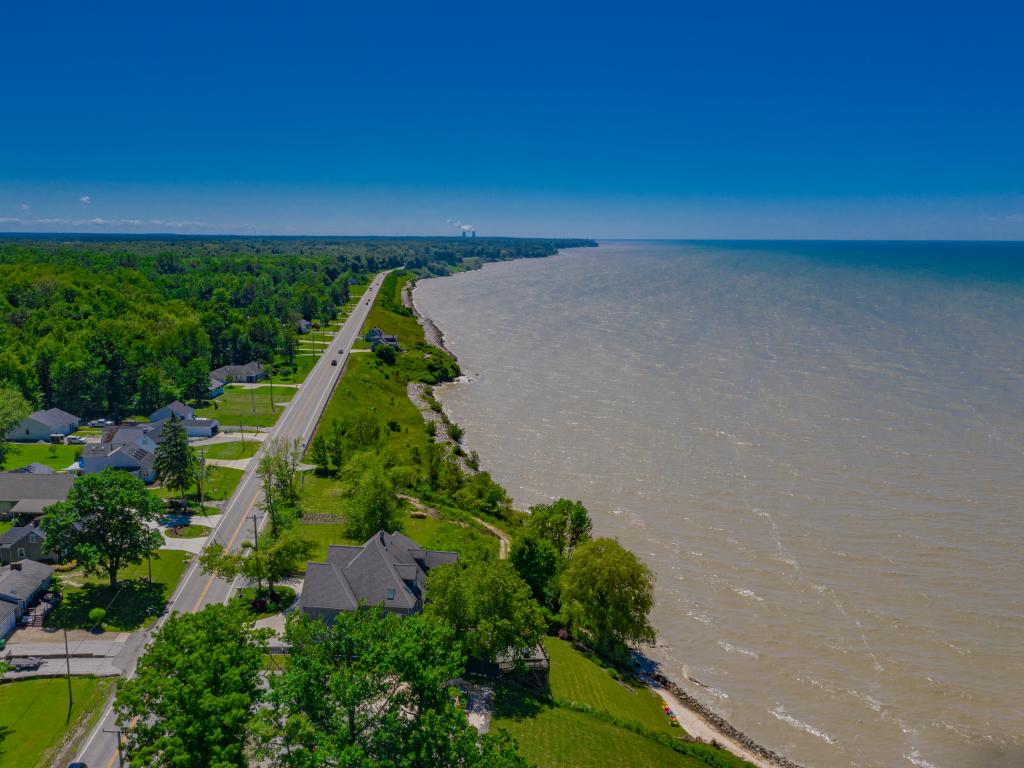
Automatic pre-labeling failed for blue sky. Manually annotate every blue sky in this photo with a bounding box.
[1,1,1022,238]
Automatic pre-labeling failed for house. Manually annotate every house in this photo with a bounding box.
[210,361,266,384]
[300,531,458,624]
[81,441,157,483]
[0,600,16,638]
[297,318,312,334]
[208,376,226,398]
[9,463,55,475]
[0,473,75,521]
[364,327,399,350]
[149,401,195,423]
[0,526,53,564]
[0,559,54,621]
[148,403,219,438]
[6,408,80,442]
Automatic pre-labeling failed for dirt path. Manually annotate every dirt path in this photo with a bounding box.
[398,494,510,559]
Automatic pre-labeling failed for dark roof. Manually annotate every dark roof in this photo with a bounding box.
[150,401,193,421]
[0,526,46,546]
[0,473,74,503]
[9,463,56,475]
[301,531,457,615]
[210,361,265,379]
[27,408,79,428]
[0,560,54,601]
[0,600,16,624]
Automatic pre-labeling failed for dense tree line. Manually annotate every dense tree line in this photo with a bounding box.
[0,236,593,417]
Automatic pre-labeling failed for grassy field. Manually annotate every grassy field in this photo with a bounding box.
[200,440,259,460]
[0,520,12,535]
[0,676,115,768]
[274,352,318,384]
[196,384,291,427]
[294,521,355,567]
[544,637,678,735]
[153,465,243,502]
[47,549,189,631]
[231,585,297,619]
[165,523,211,539]
[494,701,712,768]
[1,442,81,471]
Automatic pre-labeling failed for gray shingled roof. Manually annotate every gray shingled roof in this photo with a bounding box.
[300,531,458,616]
[27,408,79,428]
[151,401,193,421]
[0,560,54,601]
[9,463,56,475]
[210,361,265,380]
[0,473,74,503]
[0,526,46,546]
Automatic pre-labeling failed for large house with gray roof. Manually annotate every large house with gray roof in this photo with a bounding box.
[300,531,458,623]
[6,408,80,442]
[0,559,54,636]
[0,525,53,564]
[210,361,266,384]
[0,473,75,521]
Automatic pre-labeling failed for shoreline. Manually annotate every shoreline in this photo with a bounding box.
[407,268,802,768]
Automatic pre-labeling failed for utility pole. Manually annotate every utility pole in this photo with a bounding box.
[268,367,274,410]
[63,628,73,712]
[198,449,205,510]
[250,513,262,593]
[147,551,152,583]
[104,728,125,767]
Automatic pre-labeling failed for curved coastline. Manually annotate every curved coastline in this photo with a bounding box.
[407,265,802,768]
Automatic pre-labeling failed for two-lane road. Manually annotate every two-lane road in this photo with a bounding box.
[75,271,389,768]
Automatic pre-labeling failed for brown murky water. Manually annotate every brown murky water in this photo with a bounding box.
[414,242,1024,768]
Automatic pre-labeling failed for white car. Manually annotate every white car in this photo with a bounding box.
[66,436,87,444]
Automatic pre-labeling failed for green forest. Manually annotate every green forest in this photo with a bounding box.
[0,236,593,418]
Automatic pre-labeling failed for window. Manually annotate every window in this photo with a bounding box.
[386,588,396,600]
[29,534,36,544]
[16,548,25,559]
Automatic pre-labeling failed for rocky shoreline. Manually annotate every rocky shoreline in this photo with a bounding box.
[406,274,801,768]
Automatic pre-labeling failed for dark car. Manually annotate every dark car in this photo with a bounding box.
[68,763,88,768]
[331,359,338,366]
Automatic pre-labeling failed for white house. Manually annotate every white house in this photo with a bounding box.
[6,408,80,442]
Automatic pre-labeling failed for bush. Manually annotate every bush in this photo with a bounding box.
[448,423,464,443]
[88,607,107,629]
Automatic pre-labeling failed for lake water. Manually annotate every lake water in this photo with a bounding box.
[414,241,1024,768]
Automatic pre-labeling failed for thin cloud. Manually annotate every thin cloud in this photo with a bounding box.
[79,195,91,204]
[20,203,30,211]
[0,217,23,224]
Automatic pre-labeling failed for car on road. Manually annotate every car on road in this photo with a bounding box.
[68,763,88,768]
[331,359,338,366]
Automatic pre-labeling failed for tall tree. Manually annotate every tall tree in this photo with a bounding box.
[257,437,304,537]
[41,469,164,586]
[154,415,197,500]
[346,464,401,540]
[115,603,269,768]
[528,498,593,557]
[0,383,30,468]
[253,610,530,768]
[183,357,211,404]
[200,533,314,598]
[308,433,330,476]
[560,538,656,662]
[427,560,546,666]
[509,530,562,609]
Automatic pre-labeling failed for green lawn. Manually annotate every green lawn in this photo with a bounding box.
[294,521,356,568]
[544,637,678,736]
[153,465,243,502]
[200,441,259,460]
[165,523,211,539]
[196,384,290,427]
[230,585,297,619]
[275,352,318,384]
[1,442,81,471]
[47,549,189,631]
[0,676,115,768]
[0,520,12,535]
[299,472,349,517]
[493,694,711,768]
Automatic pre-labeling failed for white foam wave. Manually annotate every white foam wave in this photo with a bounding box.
[718,640,759,659]
[905,748,941,768]
[771,706,836,744]
[731,586,765,602]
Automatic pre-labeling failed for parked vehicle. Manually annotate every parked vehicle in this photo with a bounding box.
[66,435,87,444]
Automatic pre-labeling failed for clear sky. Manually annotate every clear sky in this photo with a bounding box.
[2,1,1022,239]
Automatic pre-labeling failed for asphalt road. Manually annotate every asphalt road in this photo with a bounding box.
[74,271,388,768]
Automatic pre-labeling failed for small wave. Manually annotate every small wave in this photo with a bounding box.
[771,706,836,744]
[731,586,765,602]
[718,640,759,659]
[688,550,704,557]
[686,611,712,624]
[905,749,941,768]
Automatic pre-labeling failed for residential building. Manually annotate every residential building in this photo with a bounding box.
[0,473,75,521]
[149,401,195,423]
[6,408,80,442]
[0,559,54,621]
[149,402,219,438]
[297,318,312,334]
[300,531,457,623]
[0,600,16,638]
[8,463,56,475]
[210,361,266,384]
[0,526,53,564]
[364,327,399,350]
[208,376,226,398]
[81,441,157,483]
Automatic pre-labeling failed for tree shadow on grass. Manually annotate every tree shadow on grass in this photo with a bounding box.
[492,681,550,722]
[47,579,167,631]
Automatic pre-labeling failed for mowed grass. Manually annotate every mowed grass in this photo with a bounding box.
[294,521,356,568]
[0,676,115,768]
[493,698,711,768]
[275,352,318,384]
[544,637,679,736]
[196,385,290,427]
[1,442,81,471]
[48,549,189,631]
[153,465,244,502]
[200,441,259,461]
